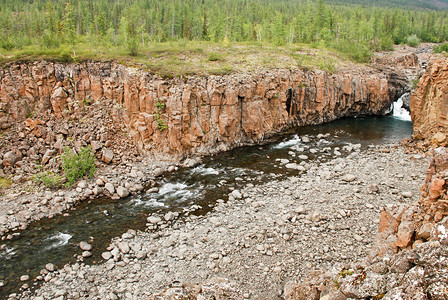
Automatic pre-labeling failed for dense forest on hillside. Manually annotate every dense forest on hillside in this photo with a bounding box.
[0,0,447,64]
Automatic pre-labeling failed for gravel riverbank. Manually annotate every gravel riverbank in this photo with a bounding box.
[13,145,427,300]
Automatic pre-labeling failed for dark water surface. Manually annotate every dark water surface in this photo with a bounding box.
[0,115,412,298]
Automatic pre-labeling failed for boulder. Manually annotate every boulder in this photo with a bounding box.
[3,150,22,167]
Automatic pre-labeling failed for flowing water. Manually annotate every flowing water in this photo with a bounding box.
[0,109,413,298]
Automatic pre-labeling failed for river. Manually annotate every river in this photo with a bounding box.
[0,106,412,298]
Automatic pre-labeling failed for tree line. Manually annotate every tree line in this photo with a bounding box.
[1,0,447,62]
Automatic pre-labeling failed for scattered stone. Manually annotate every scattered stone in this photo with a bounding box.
[79,241,92,251]
[341,174,357,182]
[101,149,114,164]
[104,183,115,194]
[20,275,29,281]
[117,186,129,198]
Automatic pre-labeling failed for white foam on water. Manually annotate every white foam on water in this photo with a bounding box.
[45,232,72,250]
[0,247,16,260]
[158,182,195,203]
[190,166,220,176]
[159,183,189,195]
[393,94,412,121]
[273,135,301,149]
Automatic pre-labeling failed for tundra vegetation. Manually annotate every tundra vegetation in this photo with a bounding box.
[0,0,447,76]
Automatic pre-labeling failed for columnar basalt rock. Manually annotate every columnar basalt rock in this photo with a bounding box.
[411,58,448,146]
[0,61,407,159]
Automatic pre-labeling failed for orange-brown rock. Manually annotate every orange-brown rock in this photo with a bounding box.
[411,58,448,146]
[1,61,407,158]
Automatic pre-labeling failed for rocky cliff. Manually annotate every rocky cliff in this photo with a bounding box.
[0,61,407,160]
[411,58,448,147]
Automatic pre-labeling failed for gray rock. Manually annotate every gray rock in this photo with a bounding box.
[102,252,113,260]
[117,186,129,198]
[79,241,92,251]
[105,183,115,194]
[341,174,357,182]
[101,148,114,164]
[117,242,130,254]
[153,168,163,177]
[20,275,29,281]
[402,192,413,198]
[164,212,175,221]
[183,158,201,168]
[231,190,242,199]
[77,180,87,189]
[147,216,162,224]
[41,149,56,165]
[82,251,92,258]
[45,263,56,272]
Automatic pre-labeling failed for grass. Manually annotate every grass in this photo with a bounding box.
[1,40,360,77]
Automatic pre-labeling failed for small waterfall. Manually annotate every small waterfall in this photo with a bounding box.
[393,94,412,121]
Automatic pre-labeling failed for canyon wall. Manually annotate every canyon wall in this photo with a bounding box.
[411,58,448,147]
[0,61,407,158]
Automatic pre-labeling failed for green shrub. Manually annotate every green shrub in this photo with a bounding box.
[34,171,62,189]
[62,146,96,186]
[329,39,372,63]
[406,34,420,47]
[434,43,448,53]
[208,52,222,61]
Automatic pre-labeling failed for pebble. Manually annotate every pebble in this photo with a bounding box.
[45,263,56,272]
[20,275,29,281]
[102,252,113,260]
[82,251,92,258]
[79,241,92,251]
[147,216,162,224]
[402,192,413,198]
[341,174,357,182]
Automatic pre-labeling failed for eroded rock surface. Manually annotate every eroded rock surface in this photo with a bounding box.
[411,58,448,147]
[1,61,408,159]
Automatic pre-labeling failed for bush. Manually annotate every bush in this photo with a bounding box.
[406,34,420,47]
[34,171,62,189]
[434,43,448,53]
[329,39,372,63]
[208,52,222,61]
[62,146,96,187]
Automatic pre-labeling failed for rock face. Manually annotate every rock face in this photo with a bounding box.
[0,61,407,158]
[411,58,448,146]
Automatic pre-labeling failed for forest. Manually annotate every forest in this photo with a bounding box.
[0,0,447,64]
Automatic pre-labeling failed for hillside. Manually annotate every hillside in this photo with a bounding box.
[0,0,447,71]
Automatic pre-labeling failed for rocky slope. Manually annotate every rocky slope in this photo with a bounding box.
[411,58,448,147]
[286,147,448,300]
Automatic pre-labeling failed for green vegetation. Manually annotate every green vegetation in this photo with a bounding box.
[406,34,421,47]
[0,177,12,189]
[434,43,448,53]
[61,146,96,187]
[33,171,63,189]
[0,0,447,73]
[154,99,168,131]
